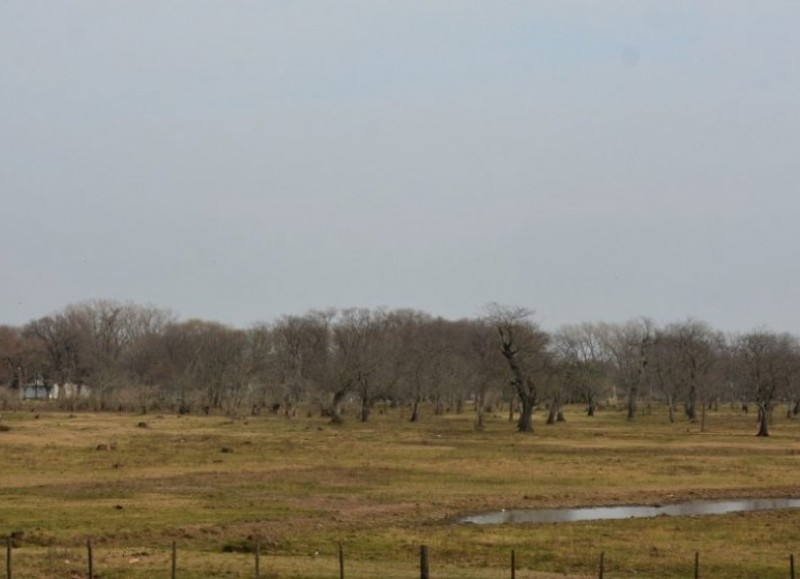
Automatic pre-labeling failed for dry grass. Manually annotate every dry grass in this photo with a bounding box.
[1,404,800,577]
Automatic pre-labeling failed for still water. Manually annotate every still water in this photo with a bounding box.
[459,498,800,525]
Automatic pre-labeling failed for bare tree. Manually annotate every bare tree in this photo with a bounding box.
[270,311,333,417]
[734,331,800,437]
[781,367,800,419]
[543,365,568,424]
[649,330,683,423]
[599,319,653,420]
[148,320,249,414]
[327,308,387,423]
[669,320,719,422]
[25,312,91,391]
[67,300,139,409]
[465,319,505,428]
[114,304,175,412]
[552,323,610,417]
[382,309,432,422]
[0,325,42,393]
[485,305,550,433]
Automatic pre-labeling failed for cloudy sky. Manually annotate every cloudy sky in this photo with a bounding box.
[2,1,799,332]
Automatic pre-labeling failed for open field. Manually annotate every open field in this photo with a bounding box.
[1,404,800,578]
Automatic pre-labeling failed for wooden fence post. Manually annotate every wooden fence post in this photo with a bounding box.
[694,551,700,579]
[598,551,605,579]
[791,553,796,579]
[254,542,260,579]
[420,545,429,579]
[171,541,177,579]
[510,549,516,579]
[339,542,345,579]
[6,536,11,579]
[87,539,93,579]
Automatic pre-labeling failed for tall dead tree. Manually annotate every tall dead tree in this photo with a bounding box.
[486,305,549,433]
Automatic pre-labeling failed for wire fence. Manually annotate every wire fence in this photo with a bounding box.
[4,536,799,578]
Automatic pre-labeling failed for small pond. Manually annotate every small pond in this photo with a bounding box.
[459,498,800,525]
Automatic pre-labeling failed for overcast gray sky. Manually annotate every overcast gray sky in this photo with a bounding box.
[2,1,799,332]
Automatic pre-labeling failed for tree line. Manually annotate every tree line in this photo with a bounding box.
[0,300,798,436]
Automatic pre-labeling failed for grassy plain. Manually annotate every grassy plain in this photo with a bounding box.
[1,403,800,578]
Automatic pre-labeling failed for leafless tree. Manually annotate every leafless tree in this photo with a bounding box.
[270,311,333,417]
[25,312,90,391]
[734,331,800,437]
[599,319,653,420]
[552,323,611,417]
[649,330,684,423]
[485,304,550,433]
[464,319,505,428]
[326,308,387,423]
[0,325,42,393]
[381,309,432,422]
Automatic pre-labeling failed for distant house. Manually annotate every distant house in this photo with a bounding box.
[22,380,57,400]
[21,380,91,401]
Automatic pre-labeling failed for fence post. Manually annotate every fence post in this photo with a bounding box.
[420,545,429,579]
[510,549,516,579]
[171,541,177,579]
[791,553,796,579]
[694,551,700,579]
[598,551,605,579]
[254,542,260,579]
[6,536,11,579]
[339,542,345,579]
[87,539,93,579]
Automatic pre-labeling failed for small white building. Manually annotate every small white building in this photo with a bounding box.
[22,382,57,400]
[21,381,91,400]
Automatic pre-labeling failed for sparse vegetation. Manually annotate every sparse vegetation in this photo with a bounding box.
[1,405,800,578]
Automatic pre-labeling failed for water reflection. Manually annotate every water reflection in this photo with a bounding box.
[459,498,800,525]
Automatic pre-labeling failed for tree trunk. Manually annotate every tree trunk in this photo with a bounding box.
[433,396,444,415]
[546,396,564,424]
[546,403,557,425]
[685,384,697,422]
[178,390,190,415]
[517,394,534,432]
[667,395,675,423]
[329,389,347,424]
[756,402,770,437]
[475,391,485,430]
[499,343,536,433]
[626,385,637,420]
[409,395,421,423]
